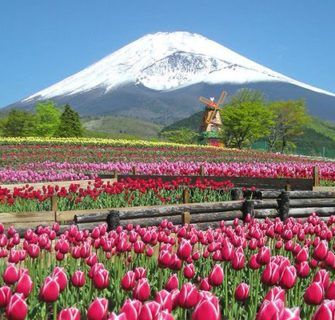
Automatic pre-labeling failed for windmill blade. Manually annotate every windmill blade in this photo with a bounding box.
[217,91,226,108]
[199,96,214,106]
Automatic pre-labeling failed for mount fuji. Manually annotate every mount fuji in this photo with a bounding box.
[6,31,335,124]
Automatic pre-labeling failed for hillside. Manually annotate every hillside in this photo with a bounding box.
[161,112,335,158]
[83,116,162,139]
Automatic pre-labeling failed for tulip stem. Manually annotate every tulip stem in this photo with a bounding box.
[53,301,57,320]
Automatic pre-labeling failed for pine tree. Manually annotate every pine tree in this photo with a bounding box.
[56,105,83,137]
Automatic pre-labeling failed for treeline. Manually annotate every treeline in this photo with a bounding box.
[162,89,310,153]
[0,102,83,137]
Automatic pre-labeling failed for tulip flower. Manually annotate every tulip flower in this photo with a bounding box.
[208,264,224,287]
[165,274,179,291]
[155,290,173,312]
[0,286,12,308]
[235,283,249,302]
[53,267,68,292]
[58,307,81,320]
[279,265,297,289]
[134,267,147,280]
[313,241,328,261]
[133,278,151,301]
[191,294,221,320]
[304,282,324,305]
[183,264,195,279]
[178,283,200,308]
[120,299,142,320]
[87,297,108,320]
[107,313,128,320]
[15,273,33,297]
[6,293,28,320]
[121,271,136,291]
[313,269,330,290]
[278,307,301,320]
[71,270,86,288]
[93,268,110,290]
[177,239,192,260]
[256,246,271,265]
[39,276,60,303]
[138,301,161,320]
[257,299,284,320]
[3,264,19,285]
[156,309,175,320]
[312,300,335,320]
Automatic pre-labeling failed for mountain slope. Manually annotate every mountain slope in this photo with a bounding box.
[5,31,335,124]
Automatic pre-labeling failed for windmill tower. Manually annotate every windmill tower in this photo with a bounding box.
[199,90,226,146]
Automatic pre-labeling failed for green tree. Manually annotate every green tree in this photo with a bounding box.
[56,105,83,137]
[160,128,198,144]
[267,100,310,153]
[2,109,36,137]
[220,89,274,148]
[34,101,61,137]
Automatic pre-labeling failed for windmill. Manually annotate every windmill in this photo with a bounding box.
[199,90,226,146]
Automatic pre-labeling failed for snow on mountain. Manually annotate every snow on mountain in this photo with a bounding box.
[23,31,334,102]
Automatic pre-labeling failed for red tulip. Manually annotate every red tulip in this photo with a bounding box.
[296,261,310,278]
[58,307,81,320]
[39,276,60,303]
[156,309,174,320]
[15,273,33,297]
[3,264,19,285]
[52,267,68,292]
[326,281,335,300]
[93,268,110,290]
[134,267,146,280]
[120,298,142,320]
[155,290,173,312]
[133,278,151,301]
[6,293,28,320]
[249,254,261,269]
[231,251,245,270]
[71,270,86,288]
[27,244,40,259]
[191,294,221,320]
[235,283,249,301]
[199,277,212,291]
[87,297,108,320]
[0,286,12,308]
[264,287,286,302]
[304,282,324,305]
[256,246,271,265]
[208,264,224,287]
[313,240,328,261]
[121,271,136,291]
[165,274,179,291]
[138,301,161,320]
[183,264,195,279]
[279,266,297,289]
[295,247,308,263]
[257,299,284,320]
[177,239,192,260]
[312,300,335,320]
[261,262,280,286]
[278,307,301,320]
[178,283,200,308]
[313,269,330,290]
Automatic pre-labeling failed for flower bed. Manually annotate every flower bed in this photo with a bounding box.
[0,178,233,212]
[0,214,334,319]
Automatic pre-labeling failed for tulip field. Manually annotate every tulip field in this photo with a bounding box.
[1,215,335,319]
[2,137,335,319]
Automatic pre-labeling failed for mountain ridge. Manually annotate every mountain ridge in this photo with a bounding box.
[5,31,335,123]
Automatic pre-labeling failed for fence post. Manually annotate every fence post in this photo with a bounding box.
[106,210,120,231]
[182,211,191,225]
[242,199,254,220]
[51,196,58,222]
[182,189,190,204]
[113,170,118,180]
[313,166,320,187]
[277,191,290,221]
[200,165,205,176]
[285,184,291,191]
[132,166,136,176]
[231,188,244,201]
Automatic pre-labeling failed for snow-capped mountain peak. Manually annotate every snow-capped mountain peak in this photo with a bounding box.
[23,31,334,102]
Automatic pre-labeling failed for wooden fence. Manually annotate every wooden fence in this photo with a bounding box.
[73,189,335,231]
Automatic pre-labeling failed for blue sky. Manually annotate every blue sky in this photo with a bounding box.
[1,0,334,107]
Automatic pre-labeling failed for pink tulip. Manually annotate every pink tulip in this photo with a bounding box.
[3,264,19,285]
[304,282,324,305]
[177,239,192,260]
[15,273,33,297]
[87,297,108,320]
[165,274,179,291]
[138,301,161,320]
[71,270,86,287]
[6,293,28,320]
[178,283,200,308]
[235,283,249,301]
[133,278,151,301]
[313,240,328,261]
[0,286,12,308]
[58,307,81,320]
[121,271,136,291]
[120,299,142,320]
[279,265,297,289]
[191,294,221,320]
[93,268,110,290]
[208,264,224,287]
